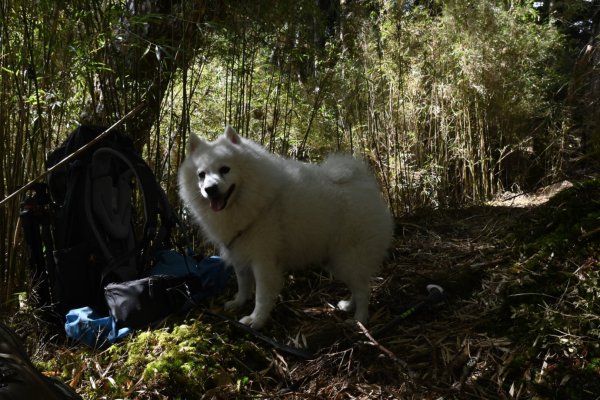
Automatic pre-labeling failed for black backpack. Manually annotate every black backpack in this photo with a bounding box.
[22,125,177,316]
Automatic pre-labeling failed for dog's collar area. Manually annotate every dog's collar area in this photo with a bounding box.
[222,193,280,250]
[225,228,245,249]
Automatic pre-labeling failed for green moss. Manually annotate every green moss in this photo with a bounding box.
[60,318,269,399]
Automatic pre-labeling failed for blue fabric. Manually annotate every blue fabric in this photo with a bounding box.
[65,307,130,348]
[149,250,232,301]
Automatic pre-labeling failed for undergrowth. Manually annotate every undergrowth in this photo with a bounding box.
[497,179,600,398]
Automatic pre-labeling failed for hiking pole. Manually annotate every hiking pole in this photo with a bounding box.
[373,284,445,338]
[0,102,146,208]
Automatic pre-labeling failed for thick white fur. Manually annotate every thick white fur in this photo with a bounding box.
[178,126,393,329]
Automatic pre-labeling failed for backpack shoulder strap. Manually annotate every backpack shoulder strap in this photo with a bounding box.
[90,147,176,269]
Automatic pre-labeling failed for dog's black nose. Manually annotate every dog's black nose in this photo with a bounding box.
[205,185,220,198]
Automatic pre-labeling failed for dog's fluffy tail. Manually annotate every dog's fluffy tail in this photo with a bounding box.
[322,154,370,184]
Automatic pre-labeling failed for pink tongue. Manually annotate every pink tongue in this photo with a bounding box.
[210,197,225,212]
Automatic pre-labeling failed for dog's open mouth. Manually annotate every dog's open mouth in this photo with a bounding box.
[209,184,236,212]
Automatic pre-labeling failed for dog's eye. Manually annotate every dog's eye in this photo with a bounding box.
[219,166,230,175]
[198,171,206,180]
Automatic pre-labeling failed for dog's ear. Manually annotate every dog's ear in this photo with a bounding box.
[187,133,205,153]
[224,125,241,145]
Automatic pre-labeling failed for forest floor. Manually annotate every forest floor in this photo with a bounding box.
[8,178,600,399]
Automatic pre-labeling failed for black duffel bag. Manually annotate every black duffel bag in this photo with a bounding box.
[104,274,203,329]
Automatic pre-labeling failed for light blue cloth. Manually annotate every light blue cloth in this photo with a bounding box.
[65,306,130,348]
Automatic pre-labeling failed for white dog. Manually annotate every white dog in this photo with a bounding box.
[178,126,393,329]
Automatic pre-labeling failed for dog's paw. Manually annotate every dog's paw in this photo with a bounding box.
[239,313,268,329]
[224,298,245,310]
[337,299,355,312]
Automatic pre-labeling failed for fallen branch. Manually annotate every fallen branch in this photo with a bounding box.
[356,321,416,378]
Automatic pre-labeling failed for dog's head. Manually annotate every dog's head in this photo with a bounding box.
[184,126,243,212]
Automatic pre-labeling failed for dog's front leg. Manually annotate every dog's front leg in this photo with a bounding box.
[239,262,282,329]
[224,265,254,310]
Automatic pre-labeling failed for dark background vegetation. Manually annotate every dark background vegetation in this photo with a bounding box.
[0,0,599,399]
